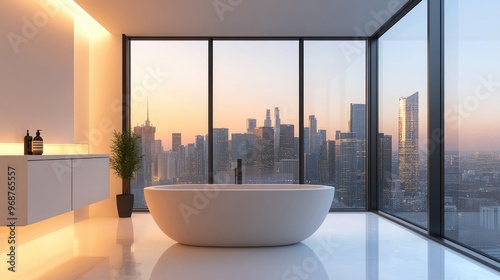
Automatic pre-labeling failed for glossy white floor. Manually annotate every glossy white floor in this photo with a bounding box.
[1,212,499,280]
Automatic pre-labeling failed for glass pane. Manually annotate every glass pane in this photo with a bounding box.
[378,1,428,228]
[130,40,208,208]
[304,40,366,209]
[213,41,299,184]
[444,0,500,261]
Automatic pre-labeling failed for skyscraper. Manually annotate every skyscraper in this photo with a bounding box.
[195,135,206,182]
[349,104,366,173]
[264,109,272,127]
[278,124,295,160]
[349,104,366,141]
[176,144,186,178]
[398,92,419,196]
[274,107,281,162]
[254,127,274,173]
[335,131,364,207]
[133,101,157,207]
[247,118,256,134]
[318,129,327,151]
[231,133,255,164]
[318,140,335,184]
[172,133,181,152]
[309,115,317,154]
[305,153,319,183]
[378,133,393,208]
[153,139,162,178]
[304,127,310,154]
[213,128,230,174]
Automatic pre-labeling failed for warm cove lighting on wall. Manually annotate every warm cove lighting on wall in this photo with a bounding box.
[0,143,89,156]
[55,0,109,35]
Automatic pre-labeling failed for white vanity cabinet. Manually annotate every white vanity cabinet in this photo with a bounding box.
[72,157,110,209]
[0,155,109,226]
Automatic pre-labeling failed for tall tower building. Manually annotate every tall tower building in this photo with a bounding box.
[195,135,206,182]
[231,133,255,164]
[309,115,318,154]
[349,104,366,173]
[378,133,393,207]
[349,104,366,141]
[172,133,181,152]
[213,128,230,174]
[335,132,364,207]
[170,133,182,179]
[176,145,187,178]
[133,100,157,207]
[278,124,295,160]
[318,140,336,184]
[398,92,419,196]
[247,119,256,134]
[304,127,310,154]
[264,109,272,127]
[153,139,162,178]
[274,107,281,163]
[318,129,327,147]
[185,143,196,180]
[253,127,274,172]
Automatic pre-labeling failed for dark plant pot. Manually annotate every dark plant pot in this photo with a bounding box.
[116,194,134,218]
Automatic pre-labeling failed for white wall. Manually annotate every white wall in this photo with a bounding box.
[0,0,123,221]
[0,0,75,143]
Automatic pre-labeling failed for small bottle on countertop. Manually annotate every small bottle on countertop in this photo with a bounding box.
[24,130,32,155]
[32,130,43,155]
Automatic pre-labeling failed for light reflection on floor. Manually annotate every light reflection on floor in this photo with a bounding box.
[0,212,499,279]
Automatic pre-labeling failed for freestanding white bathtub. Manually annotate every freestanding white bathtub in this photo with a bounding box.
[144,184,334,247]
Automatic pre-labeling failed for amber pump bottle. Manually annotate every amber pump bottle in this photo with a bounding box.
[32,129,43,155]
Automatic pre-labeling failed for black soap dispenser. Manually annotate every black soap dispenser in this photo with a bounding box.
[32,130,43,155]
[24,130,32,155]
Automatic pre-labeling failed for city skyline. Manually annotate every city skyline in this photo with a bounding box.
[131,95,428,211]
[131,101,370,208]
[133,104,368,151]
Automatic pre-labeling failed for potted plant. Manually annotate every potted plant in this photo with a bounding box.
[110,129,142,218]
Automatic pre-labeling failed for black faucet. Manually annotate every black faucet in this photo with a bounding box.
[234,159,243,184]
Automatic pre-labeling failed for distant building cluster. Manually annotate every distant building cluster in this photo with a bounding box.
[131,104,372,208]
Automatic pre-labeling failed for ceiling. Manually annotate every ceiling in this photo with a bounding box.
[75,0,412,37]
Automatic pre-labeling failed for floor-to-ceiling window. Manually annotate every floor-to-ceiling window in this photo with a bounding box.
[213,40,299,184]
[128,38,367,209]
[378,1,428,228]
[130,40,209,208]
[304,40,366,209]
[444,0,500,262]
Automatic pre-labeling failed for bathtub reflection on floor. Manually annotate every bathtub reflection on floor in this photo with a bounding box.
[150,243,329,280]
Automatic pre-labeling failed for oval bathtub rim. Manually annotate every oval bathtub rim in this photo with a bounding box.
[144,184,335,192]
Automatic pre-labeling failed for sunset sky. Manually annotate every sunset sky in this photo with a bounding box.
[131,39,365,150]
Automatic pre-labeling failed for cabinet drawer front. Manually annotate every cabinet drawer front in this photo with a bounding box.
[72,157,109,209]
[28,160,72,224]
